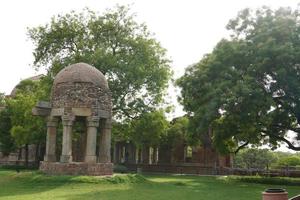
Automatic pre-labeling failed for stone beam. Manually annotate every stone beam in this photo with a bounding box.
[32,101,51,116]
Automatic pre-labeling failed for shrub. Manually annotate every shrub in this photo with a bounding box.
[225,176,300,186]
[113,164,129,173]
[278,156,300,167]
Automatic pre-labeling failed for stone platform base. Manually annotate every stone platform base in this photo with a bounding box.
[40,161,113,176]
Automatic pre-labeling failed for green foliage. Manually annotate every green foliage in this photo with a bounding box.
[6,79,46,148]
[28,5,172,119]
[131,111,169,147]
[277,155,300,167]
[113,164,129,173]
[0,93,5,107]
[112,121,132,144]
[104,174,146,184]
[234,148,277,169]
[162,116,191,147]
[225,175,300,186]
[1,169,146,185]
[0,109,15,155]
[177,6,300,153]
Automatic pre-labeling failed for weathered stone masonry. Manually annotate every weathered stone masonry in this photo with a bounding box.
[33,62,113,176]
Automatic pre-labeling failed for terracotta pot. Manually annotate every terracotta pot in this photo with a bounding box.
[262,189,288,200]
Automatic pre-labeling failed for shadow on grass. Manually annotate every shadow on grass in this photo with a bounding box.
[0,170,75,198]
[0,170,147,199]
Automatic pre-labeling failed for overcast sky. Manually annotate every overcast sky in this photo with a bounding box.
[0,0,299,151]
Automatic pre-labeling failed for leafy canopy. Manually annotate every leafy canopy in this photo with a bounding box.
[277,155,300,167]
[163,116,190,147]
[131,111,169,147]
[6,79,46,148]
[177,6,300,153]
[234,148,277,169]
[28,5,172,119]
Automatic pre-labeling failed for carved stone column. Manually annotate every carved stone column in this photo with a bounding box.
[60,115,75,163]
[85,116,99,163]
[44,117,58,162]
[99,119,111,163]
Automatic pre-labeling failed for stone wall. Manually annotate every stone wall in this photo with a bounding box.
[0,145,38,166]
[40,162,113,176]
[125,163,221,175]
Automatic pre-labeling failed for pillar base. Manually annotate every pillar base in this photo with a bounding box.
[39,161,113,176]
[85,155,97,163]
[60,155,72,163]
[44,154,56,162]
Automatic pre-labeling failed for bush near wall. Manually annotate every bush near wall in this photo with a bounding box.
[225,175,300,186]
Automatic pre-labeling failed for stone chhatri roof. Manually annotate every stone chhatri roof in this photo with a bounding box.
[53,63,108,89]
[10,74,44,97]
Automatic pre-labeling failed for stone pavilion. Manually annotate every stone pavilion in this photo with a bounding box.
[33,62,113,175]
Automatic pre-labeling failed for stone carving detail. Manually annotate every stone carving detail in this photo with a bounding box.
[51,82,112,113]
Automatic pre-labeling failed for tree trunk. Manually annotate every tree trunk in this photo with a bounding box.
[25,144,29,168]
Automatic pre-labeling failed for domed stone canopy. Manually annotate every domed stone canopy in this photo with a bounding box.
[33,62,113,176]
[53,62,108,89]
[51,62,112,115]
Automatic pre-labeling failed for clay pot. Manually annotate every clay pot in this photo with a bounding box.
[262,188,288,200]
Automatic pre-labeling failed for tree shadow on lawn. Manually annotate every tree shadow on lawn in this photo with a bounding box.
[0,170,87,198]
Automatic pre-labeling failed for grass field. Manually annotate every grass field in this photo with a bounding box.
[0,169,299,200]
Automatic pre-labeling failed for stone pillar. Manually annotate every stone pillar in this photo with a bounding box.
[44,117,58,162]
[99,119,111,163]
[127,143,136,164]
[85,116,99,163]
[153,147,158,164]
[60,115,75,163]
[142,146,150,164]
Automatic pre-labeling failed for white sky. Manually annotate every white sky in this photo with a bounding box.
[0,0,299,152]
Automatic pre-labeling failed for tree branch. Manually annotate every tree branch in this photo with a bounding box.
[231,141,249,154]
[261,130,300,151]
[273,135,300,151]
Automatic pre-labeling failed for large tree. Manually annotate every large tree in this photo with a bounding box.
[28,5,172,119]
[6,79,46,166]
[177,6,300,153]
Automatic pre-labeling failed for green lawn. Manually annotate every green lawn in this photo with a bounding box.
[0,169,299,200]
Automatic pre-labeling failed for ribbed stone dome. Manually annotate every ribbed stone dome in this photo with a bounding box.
[53,63,108,89]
